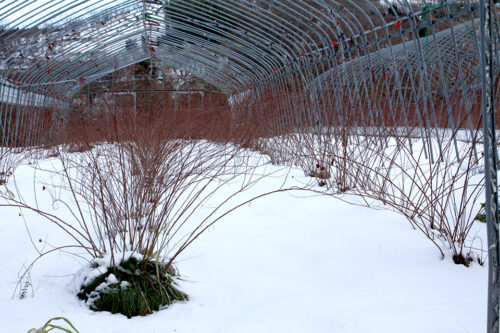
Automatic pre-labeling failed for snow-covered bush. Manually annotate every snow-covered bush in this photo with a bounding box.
[1,97,285,314]
[326,128,485,265]
[258,121,485,265]
[77,253,186,318]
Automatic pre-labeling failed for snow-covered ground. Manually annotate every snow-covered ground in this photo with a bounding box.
[0,149,488,333]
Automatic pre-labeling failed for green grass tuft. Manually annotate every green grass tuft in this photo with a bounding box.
[27,317,79,333]
[78,257,188,318]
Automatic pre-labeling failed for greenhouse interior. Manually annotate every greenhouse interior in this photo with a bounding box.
[0,0,499,332]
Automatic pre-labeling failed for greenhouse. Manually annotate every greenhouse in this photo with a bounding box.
[0,0,499,332]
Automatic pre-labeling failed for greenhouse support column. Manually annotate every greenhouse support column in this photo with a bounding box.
[481,0,500,332]
[133,77,136,113]
[87,86,91,108]
[201,92,204,122]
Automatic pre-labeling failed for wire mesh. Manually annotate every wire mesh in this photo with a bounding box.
[0,0,498,169]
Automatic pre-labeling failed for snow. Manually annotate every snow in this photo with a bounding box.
[77,251,144,289]
[0,147,488,333]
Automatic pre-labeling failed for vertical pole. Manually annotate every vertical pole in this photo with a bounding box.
[201,92,205,122]
[133,75,137,113]
[174,91,177,114]
[481,0,500,332]
[87,85,91,108]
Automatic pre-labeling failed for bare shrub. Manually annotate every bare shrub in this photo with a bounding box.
[325,126,485,264]
[1,91,293,305]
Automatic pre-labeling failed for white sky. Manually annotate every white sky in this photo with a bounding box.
[0,0,122,28]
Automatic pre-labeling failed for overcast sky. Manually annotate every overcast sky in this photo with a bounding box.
[0,0,121,28]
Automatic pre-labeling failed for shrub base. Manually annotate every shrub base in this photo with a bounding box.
[78,257,187,318]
